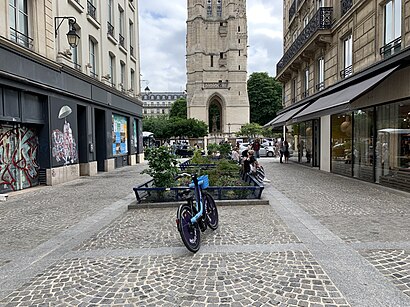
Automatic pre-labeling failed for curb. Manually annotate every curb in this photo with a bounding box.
[128,198,269,209]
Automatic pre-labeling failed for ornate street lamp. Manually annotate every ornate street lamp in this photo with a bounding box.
[55,16,80,48]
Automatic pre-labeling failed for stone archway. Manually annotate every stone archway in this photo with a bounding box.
[208,96,223,133]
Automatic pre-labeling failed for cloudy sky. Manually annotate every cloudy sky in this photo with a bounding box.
[138,0,283,92]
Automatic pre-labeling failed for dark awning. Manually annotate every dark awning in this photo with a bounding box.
[263,112,286,127]
[293,66,398,121]
[271,103,310,127]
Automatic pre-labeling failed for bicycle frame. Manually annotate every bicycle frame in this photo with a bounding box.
[189,175,204,224]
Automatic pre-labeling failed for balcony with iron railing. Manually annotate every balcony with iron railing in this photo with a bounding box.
[277,7,333,77]
[107,21,114,37]
[10,28,33,49]
[380,37,401,59]
[340,65,352,79]
[203,81,229,89]
[87,0,96,20]
[341,0,353,17]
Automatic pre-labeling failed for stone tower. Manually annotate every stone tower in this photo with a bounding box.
[186,0,250,135]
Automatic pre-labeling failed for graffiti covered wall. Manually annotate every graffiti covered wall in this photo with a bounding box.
[0,125,39,192]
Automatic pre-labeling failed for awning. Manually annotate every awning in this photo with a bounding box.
[293,66,398,121]
[272,103,309,127]
[263,112,287,127]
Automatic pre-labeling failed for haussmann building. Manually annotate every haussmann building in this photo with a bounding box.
[269,0,410,192]
[0,0,144,193]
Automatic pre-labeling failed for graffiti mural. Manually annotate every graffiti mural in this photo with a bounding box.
[0,125,39,192]
[52,106,78,165]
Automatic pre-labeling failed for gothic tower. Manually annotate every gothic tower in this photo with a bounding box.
[186,0,250,135]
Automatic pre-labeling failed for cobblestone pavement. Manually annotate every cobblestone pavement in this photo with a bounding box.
[0,158,409,306]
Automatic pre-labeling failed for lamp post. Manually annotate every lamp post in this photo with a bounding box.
[55,16,80,48]
[228,123,231,135]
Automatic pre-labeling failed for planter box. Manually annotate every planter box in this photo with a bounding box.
[133,172,264,204]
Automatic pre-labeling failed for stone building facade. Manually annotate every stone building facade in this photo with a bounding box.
[186,0,250,136]
[142,92,187,117]
[270,0,410,192]
[0,0,143,193]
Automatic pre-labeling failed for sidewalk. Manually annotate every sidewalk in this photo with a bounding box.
[0,159,408,306]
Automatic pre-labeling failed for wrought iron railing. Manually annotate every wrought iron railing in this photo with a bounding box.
[72,62,81,71]
[203,81,229,89]
[87,0,96,20]
[90,71,98,78]
[380,37,401,58]
[119,33,125,48]
[107,22,114,37]
[302,90,309,98]
[9,28,33,49]
[340,65,353,79]
[289,0,296,21]
[341,0,353,16]
[277,7,333,75]
[316,82,325,92]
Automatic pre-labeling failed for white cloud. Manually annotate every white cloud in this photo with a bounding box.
[139,0,283,91]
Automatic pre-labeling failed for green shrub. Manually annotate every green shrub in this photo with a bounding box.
[142,146,179,188]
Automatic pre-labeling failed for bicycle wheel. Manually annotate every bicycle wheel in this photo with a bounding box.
[177,203,200,253]
[203,191,218,230]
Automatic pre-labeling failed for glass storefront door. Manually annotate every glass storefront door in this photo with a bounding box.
[331,113,353,176]
[353,108,375,182]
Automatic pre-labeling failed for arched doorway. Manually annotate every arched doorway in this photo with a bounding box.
[208,96,223,134]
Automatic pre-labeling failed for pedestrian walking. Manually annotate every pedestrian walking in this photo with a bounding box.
[284,140,290,163]
[279,139,284,163]
[252,138,261,159]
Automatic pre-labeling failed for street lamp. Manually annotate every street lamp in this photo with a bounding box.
[55,16,80,48]
[228,123,231,135]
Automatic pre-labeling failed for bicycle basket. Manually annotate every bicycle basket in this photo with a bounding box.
[196,175,209,189]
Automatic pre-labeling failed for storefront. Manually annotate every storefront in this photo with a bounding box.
[0,44,143,192]
[268,49,410,193]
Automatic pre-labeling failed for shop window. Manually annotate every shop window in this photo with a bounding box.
[353,108,375,182]
[112,114,128,156]
[331,113,353,176]
[376,101,410,182]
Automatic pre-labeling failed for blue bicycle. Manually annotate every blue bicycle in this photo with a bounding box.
[176,173,218,253]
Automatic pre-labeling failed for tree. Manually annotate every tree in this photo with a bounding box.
[142,115,169,139]
[169,97,187,119]
[236,123,263,140]
[143,116,208,139]
[247,72,282,126]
